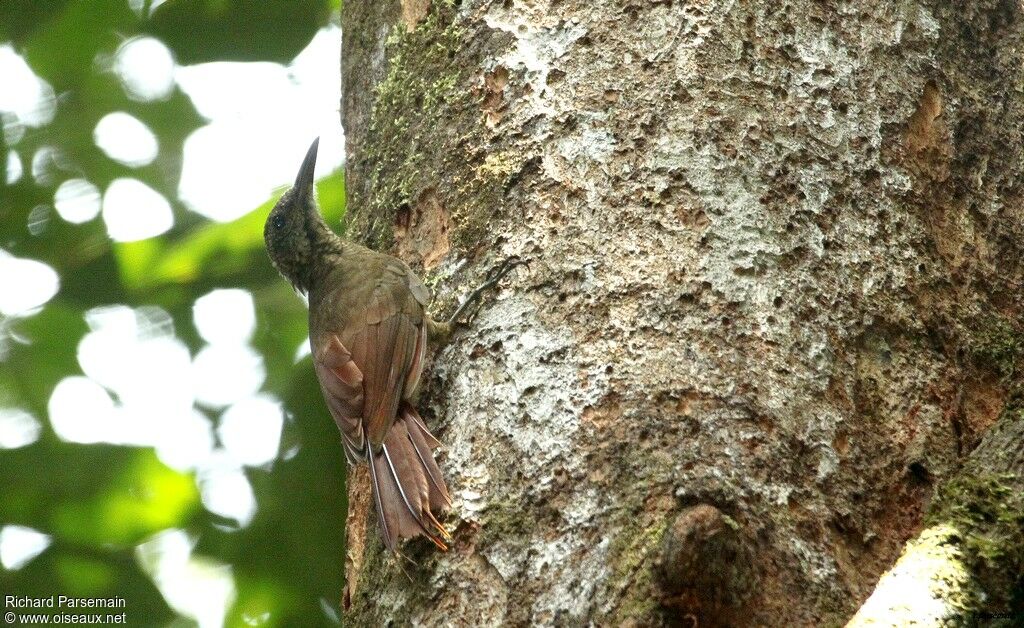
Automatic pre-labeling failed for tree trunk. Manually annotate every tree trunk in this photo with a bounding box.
[339,0,1024,625]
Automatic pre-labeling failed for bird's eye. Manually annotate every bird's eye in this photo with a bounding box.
[272,214,286,230]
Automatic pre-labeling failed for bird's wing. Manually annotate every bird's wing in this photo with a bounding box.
[314,259,429,456]
[313,335,365,464]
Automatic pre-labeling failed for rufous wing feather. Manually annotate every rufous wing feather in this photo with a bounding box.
[363,313,417,447]
[313,335,365,464]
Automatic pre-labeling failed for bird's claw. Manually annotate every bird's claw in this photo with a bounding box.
[446,255,530,328]
[485,255,530,284]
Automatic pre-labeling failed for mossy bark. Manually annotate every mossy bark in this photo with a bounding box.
[847,403,1024,626]
[339,0,1024,625]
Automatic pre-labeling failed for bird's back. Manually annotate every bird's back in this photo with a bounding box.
[309,245,427,342]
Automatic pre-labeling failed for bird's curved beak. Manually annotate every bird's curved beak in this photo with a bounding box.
[294,137,320,195]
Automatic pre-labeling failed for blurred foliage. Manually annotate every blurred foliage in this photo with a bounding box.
[0,1,349,626]
[147,0,337,64]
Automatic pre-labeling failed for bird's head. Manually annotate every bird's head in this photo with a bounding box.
[264,138,330,293]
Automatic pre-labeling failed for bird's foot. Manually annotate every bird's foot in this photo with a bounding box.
[428,255,529,343]
[447,255,529,326]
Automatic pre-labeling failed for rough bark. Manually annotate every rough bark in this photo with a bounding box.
[339,0,1024,625]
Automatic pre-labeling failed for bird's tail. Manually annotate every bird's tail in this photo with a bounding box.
[367,402,452,552]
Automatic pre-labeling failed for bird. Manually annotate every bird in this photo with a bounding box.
[264,138,524,552]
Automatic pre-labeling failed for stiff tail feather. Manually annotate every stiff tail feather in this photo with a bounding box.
[367,405,451,552]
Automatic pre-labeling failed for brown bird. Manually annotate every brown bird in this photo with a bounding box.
[264,138,523,552]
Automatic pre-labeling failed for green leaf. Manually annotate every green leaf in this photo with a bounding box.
[146,0,333,64]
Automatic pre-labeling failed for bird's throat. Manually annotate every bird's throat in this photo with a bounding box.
[292,211,344,294]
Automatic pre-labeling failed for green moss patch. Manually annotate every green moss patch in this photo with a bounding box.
[968,318,1022,379]
[927,471,1024,618]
